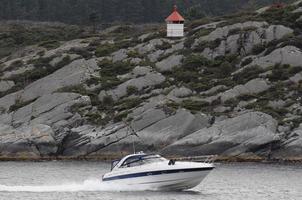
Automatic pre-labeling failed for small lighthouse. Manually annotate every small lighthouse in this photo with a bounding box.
[165,5,185,37]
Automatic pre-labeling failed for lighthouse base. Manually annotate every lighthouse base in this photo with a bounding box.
[167,24,184,37]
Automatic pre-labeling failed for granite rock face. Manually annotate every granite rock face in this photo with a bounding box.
[0,124,58,158]
[99,69,165,101]
[0,15,302,160]
[245,46,302,69]
[155,55,183,72]
[20,59,98,102]
[112,49,128,62]
[194,21,293,59]
[61,109,211,157]
[220,78,270,102]
[272,127,302,159]
[0,81,15,92]
[168,87,193,98]
[162,112,279,156]
[0,92,90,158]
[203,78,270,103]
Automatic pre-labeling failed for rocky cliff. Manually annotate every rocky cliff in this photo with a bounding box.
[1,1,302,161]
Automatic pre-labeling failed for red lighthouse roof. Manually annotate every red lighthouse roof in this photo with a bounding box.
[165,5,185,22]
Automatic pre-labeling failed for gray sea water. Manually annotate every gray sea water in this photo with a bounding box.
[0,161,301,200]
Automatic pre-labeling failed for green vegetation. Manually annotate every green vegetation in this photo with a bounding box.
[100,76,123,91]
[0,0,280,25]
[241,57,253,67]
[268,64,302,82]
[233,65,265,84]
[252,44,266,55]
[102,95,114,106]
[115,97,142,111]
[256,5,302,28]
[56,55,72,68]
[166,54,237,93]
[2,1,302,130]
[185,4,206,21]
[95,43,116,57]
[87,96,142,125]
[182,54,211,68]
[0,22,83,59]
[245,100,288,122]
[166,101,181,110]
[38,40,60,50]
[195,28,214,38]
[69,47,93,59]
[28,56,54,68]
[237,94,258,101]
[184,37,196,49]
[194,39,222,52]
[6,55,72,90]
[127,50,141,58]
[56,84,88,95]
[228,26,258,36]
[228,27,242,36]
[126,86,139,95]
[99,59,133,76]
[188,18,212,30]
[155,41,172,50]
[113,111,131,123]
[167,99,214,113]
[181,99,210,112]
[114,38,140,49]
[291,117,302,129]
[97,59,134,90]
[224,98,240,108]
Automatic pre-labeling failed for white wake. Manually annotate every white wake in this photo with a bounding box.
[0,179,150,193]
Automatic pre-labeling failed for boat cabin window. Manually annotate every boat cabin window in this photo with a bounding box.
[120,155,167,168]
[120,156,143,168]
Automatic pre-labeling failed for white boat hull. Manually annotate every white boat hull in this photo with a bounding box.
[103,163,214,191]
[123,170,212,191]
[102,153,215,191]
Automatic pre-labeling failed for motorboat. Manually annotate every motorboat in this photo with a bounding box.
[102,152,215,191]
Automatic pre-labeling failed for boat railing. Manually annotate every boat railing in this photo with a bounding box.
[168,155,217,163]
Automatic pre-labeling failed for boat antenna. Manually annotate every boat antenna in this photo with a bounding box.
[124,120,139,154]
[132,134,136,154]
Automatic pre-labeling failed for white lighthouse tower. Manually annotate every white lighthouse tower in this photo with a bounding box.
[166,5,185,37]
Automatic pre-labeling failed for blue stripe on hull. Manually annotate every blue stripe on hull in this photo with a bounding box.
[102,167,214,181]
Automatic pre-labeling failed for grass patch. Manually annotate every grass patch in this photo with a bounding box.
[233,65,265,84]
[56,84,88,95]
[38,40,60,50]
[97,59,134,90]
[98,59,133,77]
[127,50,142,58]
[95,43,116,57]
[155,41,172,50]
[126,86,139,95]
[165,54,237,93]
[0,22,84,59]
[69,47,93,59]
[268,64,302,82]
[115,97,142,111]
[9,55,72,87]
[181,99,210,112]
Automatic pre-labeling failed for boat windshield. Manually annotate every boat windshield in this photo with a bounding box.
[111,159,120,170]
[120,154,167,168]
